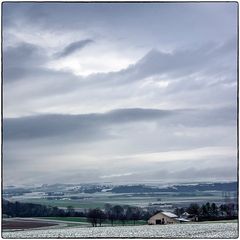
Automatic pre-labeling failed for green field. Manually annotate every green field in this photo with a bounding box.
[39,217,89,222]
[37,217,236,226]
[38,216,90,226]
[9,190,225,210]
[38,217,146,226]
[16,198,106,209]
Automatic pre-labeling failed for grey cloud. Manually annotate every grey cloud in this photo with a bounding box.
[3,38,235,99]
[87,155,237,183]
[3,41,85,85]
[3,3,237,47]
[57,39,94,58]
[83,38,236,89]
[171,166,237,181]
[128,38,236,79]
[124,166,237,183]
[3,166,102,185]
[3,42,45,67]
[2,41,83,95]
[165,106,237,128]
[3,106,236,141]
[3,108,172,140]
[4,165,236,185]
[3,42,46,82]
[166,75,237,95]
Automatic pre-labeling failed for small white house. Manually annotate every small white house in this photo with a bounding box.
[180,211,198,222]
[181,212,190,218]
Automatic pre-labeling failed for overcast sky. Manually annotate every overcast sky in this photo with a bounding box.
[3,2,238,186]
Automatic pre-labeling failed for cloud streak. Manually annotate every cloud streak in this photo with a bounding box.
[3,106,236,141]
[3,108,172,140]
[57,39,94,58]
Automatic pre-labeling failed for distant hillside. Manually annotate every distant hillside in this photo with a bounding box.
[109,182,237,193]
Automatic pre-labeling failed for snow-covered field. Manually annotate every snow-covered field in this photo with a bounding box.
[2,222,238,238]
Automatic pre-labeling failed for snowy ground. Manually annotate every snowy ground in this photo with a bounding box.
[2,222,238,238]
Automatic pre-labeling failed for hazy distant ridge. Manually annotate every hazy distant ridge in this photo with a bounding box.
[109,182,237,193]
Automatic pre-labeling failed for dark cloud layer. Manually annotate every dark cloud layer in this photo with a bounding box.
[4,106,236,141]
[3,3,237,46]
[3,108,172,140]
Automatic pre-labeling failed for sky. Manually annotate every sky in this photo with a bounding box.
[2,2,238,186]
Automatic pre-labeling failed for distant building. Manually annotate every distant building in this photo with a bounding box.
[148,211,178,225]
[181,212,190,218]
[180,211,198,222]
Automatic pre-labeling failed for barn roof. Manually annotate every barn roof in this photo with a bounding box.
[162,211,178,218]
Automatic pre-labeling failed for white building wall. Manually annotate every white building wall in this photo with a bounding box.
[148,212,178,225]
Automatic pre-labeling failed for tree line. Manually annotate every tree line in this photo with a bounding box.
[87,204,151,227]
[2,200,151,225]
[2,200,85,218]
[3,199,237,225]
[174,202,237,221]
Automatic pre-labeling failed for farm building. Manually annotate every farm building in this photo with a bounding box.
[148,211,191,225]
[148,211,178,225]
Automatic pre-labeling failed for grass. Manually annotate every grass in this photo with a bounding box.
[10,190,225,210]
[37,217,147,226]
[17,198,106,209]
[39,217,89,223]
[104,220,146,226]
